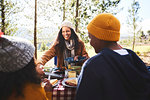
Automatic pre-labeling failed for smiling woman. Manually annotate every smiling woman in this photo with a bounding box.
[62,26,72,40]
[36,20,89,74]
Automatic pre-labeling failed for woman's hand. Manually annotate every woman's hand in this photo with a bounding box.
[43,78,53,92]
[74,55,89,61]
[83,54,89,59]
[74,56,79,61]
[36,64,44,75]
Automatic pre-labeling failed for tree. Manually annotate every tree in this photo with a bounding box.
[127,0,141,51]
[59,0,121,43]
[78,0,122,43]
[0,0,22,35]
[139,31,146,42]
[22,0,63,57]
[0,0,5,33]
[34,0,37,58]
[63,0,66,21]
[93,0,122,14]
[75,0,79,32]
[52,0,121,43]
[147,30,150,41]
[148,30,150,35]
[40,42,48,51]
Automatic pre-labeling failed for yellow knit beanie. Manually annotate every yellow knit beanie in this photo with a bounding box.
[87,13,120,41]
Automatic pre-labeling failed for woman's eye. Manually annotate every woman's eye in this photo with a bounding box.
[66,31,70,33]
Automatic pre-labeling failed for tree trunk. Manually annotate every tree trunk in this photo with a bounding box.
[132,17,136,51]
[132,32,135,51]
[75,0,79,32]
[63,0,66,21]
[1,0,5,34]
[34,0,37,58]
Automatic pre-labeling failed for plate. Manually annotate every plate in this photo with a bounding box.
[62,77,78,88]
[41,79,59,87]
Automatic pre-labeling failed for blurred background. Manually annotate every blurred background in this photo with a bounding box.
[0,0,150,66]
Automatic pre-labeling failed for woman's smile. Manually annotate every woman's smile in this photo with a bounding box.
[62,26,72,40]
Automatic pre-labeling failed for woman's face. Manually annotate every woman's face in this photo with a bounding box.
[62,26,72,41]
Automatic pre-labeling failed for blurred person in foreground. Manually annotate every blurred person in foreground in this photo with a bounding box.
[75,13,150,100]
[0,34,52,100]
[37,20,89,73]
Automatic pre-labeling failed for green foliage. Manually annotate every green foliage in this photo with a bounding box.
[147,30,150,35]
[0,0,22,35]
[54,0,122,43]
[125,45,150,53]
[40,42,49,52]
[147,30,150,41]
[78,0,122,42]
[127,0,141,51]
[80,31,89,43]
[119,39,132,46]
[93,0,122,14]
[135,51,141,56]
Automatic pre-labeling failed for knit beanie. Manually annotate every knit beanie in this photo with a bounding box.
[61,20,74,30]
[87,13,120,41]
[0,35,35,72]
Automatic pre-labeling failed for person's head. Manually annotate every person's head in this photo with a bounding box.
[61,20,74,41]
[87,13,121,53]
[0,35,35,72]
[57,20,78,41]
[0,35,41,99]
[55,20,79,53]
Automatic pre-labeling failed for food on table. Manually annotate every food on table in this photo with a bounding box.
[50,79,58,86]
[44,69,49,72]
[65,79,77,86]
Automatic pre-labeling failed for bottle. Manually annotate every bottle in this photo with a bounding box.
[68,64,71,69]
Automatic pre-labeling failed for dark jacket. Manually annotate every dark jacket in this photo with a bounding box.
[76,48,150,100]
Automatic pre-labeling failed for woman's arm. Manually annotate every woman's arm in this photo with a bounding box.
[37,45,57,66]
[36,45,57,75]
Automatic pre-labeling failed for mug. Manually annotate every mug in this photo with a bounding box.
[68,71,76,78]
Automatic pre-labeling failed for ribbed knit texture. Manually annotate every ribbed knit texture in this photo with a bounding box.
[87,13,120,41]
[0,35,35,72]
[61,20,74,30]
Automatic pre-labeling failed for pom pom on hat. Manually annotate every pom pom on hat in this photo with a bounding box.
[0,30,4,38]
[0,35,35,72]
[87,13,120,41]
[61,20,74,30]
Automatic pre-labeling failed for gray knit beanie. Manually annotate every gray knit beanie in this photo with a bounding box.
[0,35,35,72]
[61,20,74,30]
